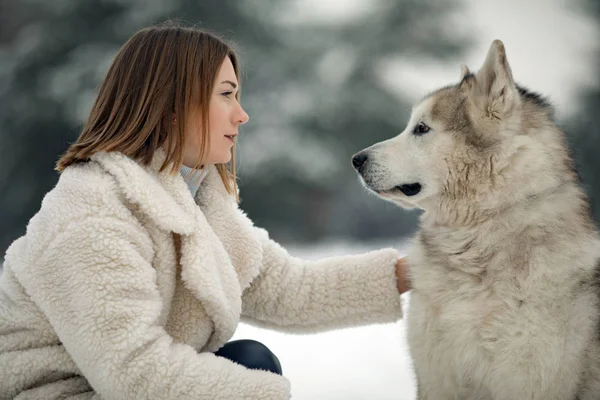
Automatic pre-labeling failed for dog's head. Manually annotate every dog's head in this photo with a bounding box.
[353,40,571,220]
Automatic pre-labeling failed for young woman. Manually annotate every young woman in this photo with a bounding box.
[0,22,410,399]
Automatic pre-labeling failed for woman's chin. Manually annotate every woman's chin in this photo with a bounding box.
[206,153,232,166]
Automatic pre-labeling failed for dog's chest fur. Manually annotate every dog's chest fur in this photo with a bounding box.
[405,216,600,399]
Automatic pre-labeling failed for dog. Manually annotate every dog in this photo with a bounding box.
[353,40,600,399]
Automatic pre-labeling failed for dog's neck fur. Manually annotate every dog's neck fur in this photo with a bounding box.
[427,114,577,224]
[417,180,594,278]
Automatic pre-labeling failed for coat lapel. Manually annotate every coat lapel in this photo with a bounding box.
[91,150,196,235]
[91,151,263,351]
[195,167,263,293]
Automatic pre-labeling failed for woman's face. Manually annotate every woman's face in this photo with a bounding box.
[183,57,249,167]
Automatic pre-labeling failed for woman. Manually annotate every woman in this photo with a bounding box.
[0,22,410,399]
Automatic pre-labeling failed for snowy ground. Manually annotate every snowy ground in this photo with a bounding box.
[231,238,417,400]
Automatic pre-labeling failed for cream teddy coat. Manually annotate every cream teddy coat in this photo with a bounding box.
[0,150,403,399]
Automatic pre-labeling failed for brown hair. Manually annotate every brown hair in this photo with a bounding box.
[56,21,241,201]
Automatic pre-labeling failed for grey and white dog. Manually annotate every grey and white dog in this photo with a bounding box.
[353,40,600,400]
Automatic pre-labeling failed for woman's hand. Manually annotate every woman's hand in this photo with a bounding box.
[395,257,411,294]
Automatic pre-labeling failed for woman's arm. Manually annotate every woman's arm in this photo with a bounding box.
[17,217,289,400]
[241,228,404,332]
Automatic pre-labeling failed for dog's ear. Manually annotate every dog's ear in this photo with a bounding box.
[460,64,471,81]
[459,64,475,90]
[462,40,519,120]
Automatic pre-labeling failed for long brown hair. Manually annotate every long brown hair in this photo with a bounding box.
[56,21,241,201]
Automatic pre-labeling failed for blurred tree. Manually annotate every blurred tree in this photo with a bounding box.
[565,0,600,226]
[0,0,468,254]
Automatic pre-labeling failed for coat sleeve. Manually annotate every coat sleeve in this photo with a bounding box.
[241,228,403,332]
[18,216,290,400]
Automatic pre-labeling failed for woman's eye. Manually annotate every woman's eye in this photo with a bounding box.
[221,91,233,98]
[413,122,431,135]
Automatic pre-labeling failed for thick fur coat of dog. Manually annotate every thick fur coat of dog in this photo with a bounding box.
[354,40,600,399]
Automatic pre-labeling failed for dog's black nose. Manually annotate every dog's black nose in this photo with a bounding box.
[352,152,368,172]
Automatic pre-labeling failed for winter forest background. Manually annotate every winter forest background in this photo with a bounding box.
[1,0,599,398]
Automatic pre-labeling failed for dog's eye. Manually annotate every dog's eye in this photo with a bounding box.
[413,122,431,136]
